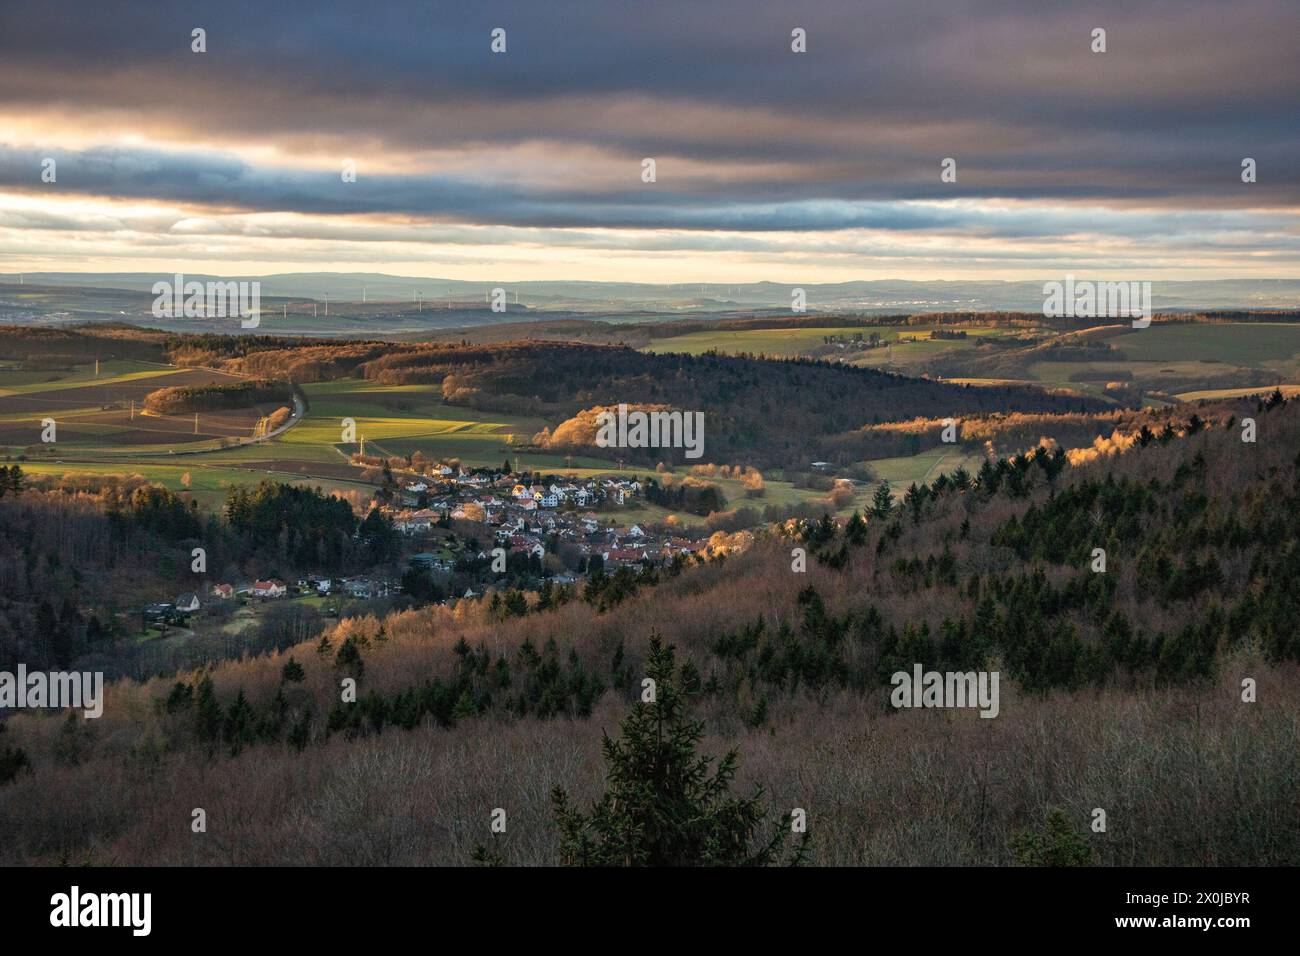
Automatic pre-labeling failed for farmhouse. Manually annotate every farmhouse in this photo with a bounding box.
[175,592,201,613]
[251,579,287,599]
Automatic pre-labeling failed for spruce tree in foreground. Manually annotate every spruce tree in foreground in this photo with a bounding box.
[550,635,808,866]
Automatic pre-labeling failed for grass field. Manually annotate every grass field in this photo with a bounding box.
[1114,323,1300,367]
[0,360,1076,521]
[641,321,1300,403]
[0,359,277,449]
[868,446,986,489]
[642,324,1018,360]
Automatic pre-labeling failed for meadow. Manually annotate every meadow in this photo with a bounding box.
[0,359,275,449]
[641,323,1016,360]
[0,345,1156,519]
[642,320,1300,405]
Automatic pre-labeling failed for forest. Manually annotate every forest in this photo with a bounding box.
[1,389,1295,865]
[0,478,399,679]
[142,380,293,414]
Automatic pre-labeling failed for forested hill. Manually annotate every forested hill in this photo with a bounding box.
[2,392,1296,865]
[355,342,1108,467]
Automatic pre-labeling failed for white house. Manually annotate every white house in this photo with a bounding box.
[251,579,287,599]
[175,593,201,613]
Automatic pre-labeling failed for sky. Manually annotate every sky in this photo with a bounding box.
[0,0,1297,283]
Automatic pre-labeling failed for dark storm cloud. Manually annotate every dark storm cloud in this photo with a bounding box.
[0,0,1296,226]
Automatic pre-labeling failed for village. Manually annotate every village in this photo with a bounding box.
[387,465,709,574]
[137,464,712,637]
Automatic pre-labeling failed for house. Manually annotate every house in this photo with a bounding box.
[507,539,546,559]
[175,592,201,613]
[405,481,429,493]
[143,602,174,622]
[210,583,234,600]
[607,548,644,564]
[396,508,439,534]
[251,579,287,599]
[670,539,708,555]
[410,551,452,572]
[343,579,375,598]
[627,524,646,538]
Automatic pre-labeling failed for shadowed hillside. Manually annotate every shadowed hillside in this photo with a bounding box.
[2,392,1296,865]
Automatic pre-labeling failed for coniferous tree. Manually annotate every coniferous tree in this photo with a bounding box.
[193,675,223,747]
[1012,809,1094,866]
[281,658,305,683]
[335,636,364,679]
[844,511,867,546]
[0,720,31,786]
[550,634,807,866]
[870,480,893,518]
[223,690,255,755]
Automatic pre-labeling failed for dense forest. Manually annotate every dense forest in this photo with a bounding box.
[1,391,1295,865]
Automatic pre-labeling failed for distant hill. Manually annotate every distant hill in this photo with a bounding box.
[3,273,1299,315]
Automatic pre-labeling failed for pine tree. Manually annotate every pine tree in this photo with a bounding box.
[550,634,808,866]
[1012,809,1094,866]
[844,511,867,546]
[0,720,31,785]
[223,690,255,755]
[281,658,305,683]
[334,636,364,679]
[194,675,224,747]
[870,480,893,518]
[904,482,928,523]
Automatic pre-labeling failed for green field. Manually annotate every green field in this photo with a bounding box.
[0,359,188,396]
[0,354,1108,523]
[641,321,1300,404]
[868,446,986,489]
[1114,323,1300,367]
[642,325,1017,360]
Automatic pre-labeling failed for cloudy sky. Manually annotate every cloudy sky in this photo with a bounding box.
[1,0,1297,282]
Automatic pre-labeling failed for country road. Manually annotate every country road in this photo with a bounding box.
[156,379,308,458]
